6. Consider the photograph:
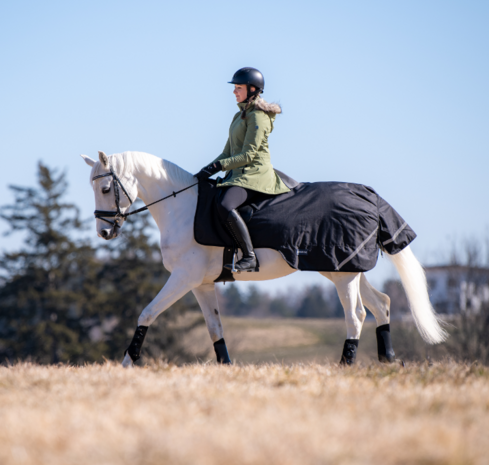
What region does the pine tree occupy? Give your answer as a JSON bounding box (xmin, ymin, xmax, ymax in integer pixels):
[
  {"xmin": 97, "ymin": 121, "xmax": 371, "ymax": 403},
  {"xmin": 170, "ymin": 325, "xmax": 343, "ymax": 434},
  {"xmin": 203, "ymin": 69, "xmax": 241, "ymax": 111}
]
[{"xmin": 0, "ymin": 162, "xmax": 103, "ymax": 363}]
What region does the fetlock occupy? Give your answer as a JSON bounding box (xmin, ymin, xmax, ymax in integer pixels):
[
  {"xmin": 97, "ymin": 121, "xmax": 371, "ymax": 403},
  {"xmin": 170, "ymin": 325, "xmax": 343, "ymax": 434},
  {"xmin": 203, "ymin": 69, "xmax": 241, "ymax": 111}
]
[
  {"xmin": 124, "ymin": 325, "xmax": 148, "ymax": 362},
  {"xmin": 339, "ymin": 339, "xmax": 359, "ymax": 365},
  {"xmin": 214, "ymin": 338, "xmax": 232, "ymax": 364},
  {"xmin": 376, "ymin": 324, "xmax": 396, "ymax": 363}
]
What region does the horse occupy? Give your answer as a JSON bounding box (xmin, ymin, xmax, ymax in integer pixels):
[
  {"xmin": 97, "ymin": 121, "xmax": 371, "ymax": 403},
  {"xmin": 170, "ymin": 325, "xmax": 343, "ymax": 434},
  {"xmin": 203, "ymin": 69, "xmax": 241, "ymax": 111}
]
[{"xmin": 80, "ymin": 150, "xmax": 447, "ymax": 367}]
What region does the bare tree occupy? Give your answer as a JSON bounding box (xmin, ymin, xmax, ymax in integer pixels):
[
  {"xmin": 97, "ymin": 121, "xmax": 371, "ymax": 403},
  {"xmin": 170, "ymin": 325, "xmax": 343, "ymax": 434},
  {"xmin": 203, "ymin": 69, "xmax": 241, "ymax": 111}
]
[{"xmin": 443, "ymin": 236, "xmax": 489, "ymax": 364}]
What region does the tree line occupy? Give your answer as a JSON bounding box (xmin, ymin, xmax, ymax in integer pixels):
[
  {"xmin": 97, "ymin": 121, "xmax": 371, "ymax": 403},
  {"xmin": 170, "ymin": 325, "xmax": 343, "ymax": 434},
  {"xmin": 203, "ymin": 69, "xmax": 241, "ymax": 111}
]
[{"xmin": 218, "ymin": 282, "xmax": 344, "ymax": 319}]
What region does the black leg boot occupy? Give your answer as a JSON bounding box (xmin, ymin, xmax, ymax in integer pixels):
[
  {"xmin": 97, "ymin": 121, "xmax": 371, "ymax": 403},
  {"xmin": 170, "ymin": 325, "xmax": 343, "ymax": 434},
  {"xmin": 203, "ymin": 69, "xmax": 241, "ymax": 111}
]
[
  {"xmin": 223, "ymin": 209, "xmax": 257, "ymax": 272},
  {"xmin": 213, "ymin": 338, "xmax": 232, "ymax": 364},
  {"xmin": 339, "ymin": 339, "xmax": 359, "ymax": 365},
  {"xmin": 124, "ymin": 325, "xmax": 148, "ymax": 363},
  {"xmin": 376, "ymin": 324, "xmax": 396, "ymax": 363}
]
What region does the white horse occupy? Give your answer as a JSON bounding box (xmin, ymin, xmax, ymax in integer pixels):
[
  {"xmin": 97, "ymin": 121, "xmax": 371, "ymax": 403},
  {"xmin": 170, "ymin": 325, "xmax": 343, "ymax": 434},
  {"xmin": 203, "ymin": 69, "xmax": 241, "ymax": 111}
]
[{"xmin": 81, "ymin": 150, "xmax": 447, "ymax": 367}]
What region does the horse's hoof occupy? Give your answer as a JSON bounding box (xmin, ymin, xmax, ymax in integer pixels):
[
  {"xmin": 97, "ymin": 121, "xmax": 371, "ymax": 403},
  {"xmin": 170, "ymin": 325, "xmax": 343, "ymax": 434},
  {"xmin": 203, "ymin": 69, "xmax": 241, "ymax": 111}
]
[
  {"xmin": 378, "ymin": 352, "xmax": 396, "ymax": 363},
  {"xmin": 122, "ymin": 352, "xmax": 134, "ymax": 368}
]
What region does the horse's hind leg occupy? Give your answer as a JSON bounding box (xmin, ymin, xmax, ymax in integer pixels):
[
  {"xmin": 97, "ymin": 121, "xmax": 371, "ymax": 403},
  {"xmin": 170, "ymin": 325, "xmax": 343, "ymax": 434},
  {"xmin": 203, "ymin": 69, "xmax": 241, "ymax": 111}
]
[
  {"xmin": 359, "ymin": 273, "xmax": 390, "ymax": 325},
  {"xmin": 321, "ymin": 272, "xmax": 366, "ymax": 365},
  {"xmin": 359, "ymin": 273, "xmax": 396, "ymax": 363},
  {"xmin": 192, "ymin": 283, "xmax": 231, "ymax": 364}
]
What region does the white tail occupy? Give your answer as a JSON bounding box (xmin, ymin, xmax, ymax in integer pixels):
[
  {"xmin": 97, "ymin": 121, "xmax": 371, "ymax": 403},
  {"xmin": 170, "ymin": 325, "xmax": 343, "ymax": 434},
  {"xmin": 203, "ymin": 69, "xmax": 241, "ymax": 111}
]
[{"xmin": 388, "ymin": 246, "xmax": 448, "ymax": 344}]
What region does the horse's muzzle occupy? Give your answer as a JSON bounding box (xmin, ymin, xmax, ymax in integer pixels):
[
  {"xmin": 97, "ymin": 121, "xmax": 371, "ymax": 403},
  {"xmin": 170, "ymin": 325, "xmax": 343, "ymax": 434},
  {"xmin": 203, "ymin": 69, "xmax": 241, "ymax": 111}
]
[{"xmin": 100, "ymin": 228, "xmax": 116, "ymax": 240}]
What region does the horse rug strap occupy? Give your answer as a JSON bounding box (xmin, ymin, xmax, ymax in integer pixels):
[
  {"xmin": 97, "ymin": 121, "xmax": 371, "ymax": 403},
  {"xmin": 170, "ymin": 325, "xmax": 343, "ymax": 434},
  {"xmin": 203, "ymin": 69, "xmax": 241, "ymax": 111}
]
[{"xmin": 194, "ymin": 173, "xmax": 416, "ymax": 273}]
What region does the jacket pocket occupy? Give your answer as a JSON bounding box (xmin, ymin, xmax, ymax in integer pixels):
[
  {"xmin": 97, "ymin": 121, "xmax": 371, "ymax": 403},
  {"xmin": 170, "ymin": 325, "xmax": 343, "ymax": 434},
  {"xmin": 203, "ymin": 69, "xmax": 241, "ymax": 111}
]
[{"xmin": 242, "ymin": 166, "xmax": 260, "ymax": 174}]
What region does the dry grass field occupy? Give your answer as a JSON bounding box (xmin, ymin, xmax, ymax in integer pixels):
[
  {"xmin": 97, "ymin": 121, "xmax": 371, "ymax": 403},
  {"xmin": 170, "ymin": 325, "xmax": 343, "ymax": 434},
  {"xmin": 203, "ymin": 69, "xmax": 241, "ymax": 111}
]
[{"xmin": 0, "ymin": 361, "xmax": 488, "ymax": 465}]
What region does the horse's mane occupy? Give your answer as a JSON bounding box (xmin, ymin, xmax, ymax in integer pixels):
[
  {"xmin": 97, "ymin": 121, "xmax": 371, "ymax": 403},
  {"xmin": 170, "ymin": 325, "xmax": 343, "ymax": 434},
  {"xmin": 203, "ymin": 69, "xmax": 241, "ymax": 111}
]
[
  {"xmin": 89, "ymin": 152, "xmax": 195, "ymax": 189},
  {"xmin": 160, "ymin": 158, "xmax": 195, "ymax": 188}
]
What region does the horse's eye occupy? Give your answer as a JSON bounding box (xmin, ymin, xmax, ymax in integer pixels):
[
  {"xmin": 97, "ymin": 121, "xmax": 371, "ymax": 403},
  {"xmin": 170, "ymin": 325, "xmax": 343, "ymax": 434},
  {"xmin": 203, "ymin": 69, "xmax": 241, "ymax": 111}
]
[{"xmin": 102, "ymin": 186, "xmax": 110, "ymax": 194}]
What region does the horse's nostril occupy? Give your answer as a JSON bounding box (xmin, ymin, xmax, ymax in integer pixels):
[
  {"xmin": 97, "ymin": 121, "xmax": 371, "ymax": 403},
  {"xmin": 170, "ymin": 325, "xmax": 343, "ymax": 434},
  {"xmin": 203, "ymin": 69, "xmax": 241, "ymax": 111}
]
[{"xmin": 101, "ymin": 229, "xmax": 109, "ymax": 238}]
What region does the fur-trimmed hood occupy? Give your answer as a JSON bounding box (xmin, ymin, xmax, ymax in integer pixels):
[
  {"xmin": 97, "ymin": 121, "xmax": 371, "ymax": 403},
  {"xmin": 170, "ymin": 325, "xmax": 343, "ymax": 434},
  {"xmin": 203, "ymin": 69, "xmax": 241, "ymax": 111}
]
[{"xmin": 254, "ymin": 97, "xmax": 282, "ymax": 114}]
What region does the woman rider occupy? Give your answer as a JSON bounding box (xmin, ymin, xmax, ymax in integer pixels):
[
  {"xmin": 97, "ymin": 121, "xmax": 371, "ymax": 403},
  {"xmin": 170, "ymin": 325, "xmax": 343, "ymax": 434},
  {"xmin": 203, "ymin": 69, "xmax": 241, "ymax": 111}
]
[{"xmin": 195, "ymin": 67, "xmax": 290, "ymax": 272}]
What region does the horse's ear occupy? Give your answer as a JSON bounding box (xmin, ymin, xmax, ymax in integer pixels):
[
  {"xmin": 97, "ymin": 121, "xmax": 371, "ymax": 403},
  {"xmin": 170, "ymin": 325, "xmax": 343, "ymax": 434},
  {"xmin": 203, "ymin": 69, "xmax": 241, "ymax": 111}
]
[
  {"xmin": 98, "ymin": 151, "xmax": 109, "ymax": 168},
  {"xmin": 80, "ymin": 154, "xmax": 96, "ymax": 167}
]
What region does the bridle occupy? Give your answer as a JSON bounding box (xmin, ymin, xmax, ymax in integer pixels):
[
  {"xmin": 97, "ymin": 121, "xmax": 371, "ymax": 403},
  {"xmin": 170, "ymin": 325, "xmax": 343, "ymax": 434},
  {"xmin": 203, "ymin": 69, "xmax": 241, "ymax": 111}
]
[
  {"xmin": 92, "ymin": 163, "xmax": 198, "ymax": 231},
  {"xmin": 92, "ymin": 165, "xmax": 134, "ymax": 228}
]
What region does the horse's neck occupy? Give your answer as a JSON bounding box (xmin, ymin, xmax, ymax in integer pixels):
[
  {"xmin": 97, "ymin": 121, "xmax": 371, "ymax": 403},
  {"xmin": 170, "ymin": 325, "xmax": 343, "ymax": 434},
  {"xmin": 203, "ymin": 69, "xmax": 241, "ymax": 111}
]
[{"xmin": 127, "ymin": 152, "xmax": 198, "ymax": 225}]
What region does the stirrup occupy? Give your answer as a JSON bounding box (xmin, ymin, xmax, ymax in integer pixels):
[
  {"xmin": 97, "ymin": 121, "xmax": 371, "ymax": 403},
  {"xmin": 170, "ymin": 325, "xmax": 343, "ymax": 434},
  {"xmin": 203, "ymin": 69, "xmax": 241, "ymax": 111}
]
[{"xmin": 223, "ymin": 250, "xmax": 258, "ymax": 273}]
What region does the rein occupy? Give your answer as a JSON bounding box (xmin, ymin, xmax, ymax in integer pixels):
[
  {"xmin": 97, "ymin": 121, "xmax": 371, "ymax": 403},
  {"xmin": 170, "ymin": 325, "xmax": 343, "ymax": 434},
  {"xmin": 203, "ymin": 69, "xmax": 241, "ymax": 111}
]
[{"xmin": 92, "ymin": 164, "xmax": 198, "ymax": 228}]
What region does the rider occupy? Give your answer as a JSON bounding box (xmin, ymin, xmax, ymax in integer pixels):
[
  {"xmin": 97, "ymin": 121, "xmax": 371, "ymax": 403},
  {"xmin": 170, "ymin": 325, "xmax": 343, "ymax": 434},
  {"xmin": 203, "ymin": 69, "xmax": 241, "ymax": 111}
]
[{"xmin": 195, "ymin": 67, "xmax": 289, "ymax": 271}]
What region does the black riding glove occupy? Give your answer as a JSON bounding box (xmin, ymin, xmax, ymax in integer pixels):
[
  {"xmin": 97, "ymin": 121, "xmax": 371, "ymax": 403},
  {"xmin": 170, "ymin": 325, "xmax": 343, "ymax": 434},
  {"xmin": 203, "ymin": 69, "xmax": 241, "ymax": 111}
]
[{"xmin": 194, "ymin": 161, "xmax": 222, "ymax": 181}]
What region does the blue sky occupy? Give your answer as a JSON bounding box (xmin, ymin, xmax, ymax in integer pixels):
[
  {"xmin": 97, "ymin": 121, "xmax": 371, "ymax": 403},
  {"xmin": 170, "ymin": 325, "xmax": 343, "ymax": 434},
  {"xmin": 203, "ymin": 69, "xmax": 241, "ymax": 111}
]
[{"xmin": 1, "ymin": 1, "xmax": 488, "ymax": 294}]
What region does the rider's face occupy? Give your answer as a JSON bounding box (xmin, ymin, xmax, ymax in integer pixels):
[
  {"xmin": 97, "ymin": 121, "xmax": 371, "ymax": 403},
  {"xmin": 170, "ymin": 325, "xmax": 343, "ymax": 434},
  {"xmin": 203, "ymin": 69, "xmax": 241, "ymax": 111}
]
[{"xmin": 233, "ymin": 84, "xmax": 255, "ymax": 103}]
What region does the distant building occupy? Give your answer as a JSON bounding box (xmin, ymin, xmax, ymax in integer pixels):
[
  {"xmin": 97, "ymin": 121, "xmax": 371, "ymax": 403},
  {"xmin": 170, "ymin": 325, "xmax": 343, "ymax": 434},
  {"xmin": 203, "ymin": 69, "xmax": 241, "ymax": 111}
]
[{"xmin": 425, "ymin": 265, "xmax": 489, "ymax": 314}]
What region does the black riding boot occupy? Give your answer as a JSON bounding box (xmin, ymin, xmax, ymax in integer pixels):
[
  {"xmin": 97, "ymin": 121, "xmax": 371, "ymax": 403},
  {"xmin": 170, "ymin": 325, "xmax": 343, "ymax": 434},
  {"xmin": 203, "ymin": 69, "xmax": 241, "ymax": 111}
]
[{"xmin": 223, "ymin": 209, "xmax": 257, "ymax": 272}]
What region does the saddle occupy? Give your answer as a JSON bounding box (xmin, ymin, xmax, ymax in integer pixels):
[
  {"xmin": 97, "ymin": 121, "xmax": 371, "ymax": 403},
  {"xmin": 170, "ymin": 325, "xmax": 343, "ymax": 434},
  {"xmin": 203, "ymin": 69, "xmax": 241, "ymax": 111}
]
[{"xmin": 194, "ymin": 171, "xmax": 416, "ymax": 283}]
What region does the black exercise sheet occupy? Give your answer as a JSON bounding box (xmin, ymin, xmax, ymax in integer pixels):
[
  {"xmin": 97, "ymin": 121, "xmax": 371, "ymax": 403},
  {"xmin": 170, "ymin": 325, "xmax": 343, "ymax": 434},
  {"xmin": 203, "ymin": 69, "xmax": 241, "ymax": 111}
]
[{"xmin": 194, "ymin": 176, "xmax": 416, "ymax": 273}]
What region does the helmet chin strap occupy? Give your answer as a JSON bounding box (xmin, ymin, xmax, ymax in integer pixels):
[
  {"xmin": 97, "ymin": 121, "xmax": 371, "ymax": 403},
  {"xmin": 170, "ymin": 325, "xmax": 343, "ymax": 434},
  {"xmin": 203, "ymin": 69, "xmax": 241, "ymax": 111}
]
[{"xmin": 246, "ymin": 84, "xmax": 262, "ymax": 101}]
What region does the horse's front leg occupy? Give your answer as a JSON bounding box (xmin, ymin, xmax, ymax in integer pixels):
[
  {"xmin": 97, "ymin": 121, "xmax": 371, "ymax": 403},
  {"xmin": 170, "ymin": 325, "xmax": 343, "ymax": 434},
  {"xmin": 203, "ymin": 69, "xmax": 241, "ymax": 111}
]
[
  {"xmin": 122, "ymin": 267, "xmax": 203, "ymax": 367},
  {"xmin": 323, "ymin": 272, "xmax": 366, "ymax": 365},
  {"xmin": 192, "ymin": 283, "xmax": 231, "ymax": 364}
]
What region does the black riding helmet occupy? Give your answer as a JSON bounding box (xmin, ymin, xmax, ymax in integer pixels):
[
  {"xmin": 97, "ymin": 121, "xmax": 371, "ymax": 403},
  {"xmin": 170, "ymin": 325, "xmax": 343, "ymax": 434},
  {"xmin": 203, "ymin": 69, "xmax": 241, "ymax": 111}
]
[{"xmin": 228, "ymin": 67, "xmax": 264, "ymax": 100}]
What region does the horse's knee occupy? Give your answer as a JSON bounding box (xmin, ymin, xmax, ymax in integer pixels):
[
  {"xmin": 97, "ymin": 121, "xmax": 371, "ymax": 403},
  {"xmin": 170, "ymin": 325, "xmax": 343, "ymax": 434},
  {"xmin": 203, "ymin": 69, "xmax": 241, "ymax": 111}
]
[
  {"xmin": 138, "ymin": 310, "xmax": 156, "ymax": 327},
  {"xmin": 356, "ymin": 305, "xmax": 367, "ymax": 323}
]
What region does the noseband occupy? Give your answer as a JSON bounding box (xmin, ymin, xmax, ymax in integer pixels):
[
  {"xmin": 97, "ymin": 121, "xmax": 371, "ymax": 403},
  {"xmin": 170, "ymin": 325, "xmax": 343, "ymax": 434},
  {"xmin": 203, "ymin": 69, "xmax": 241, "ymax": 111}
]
[
  {"xmin": 92, "ymin": 164, "xmax": 198, "ymax": 231},
  {"xmin": 92, "ymin": 165, "xmax": 134, "ymax": 229}
]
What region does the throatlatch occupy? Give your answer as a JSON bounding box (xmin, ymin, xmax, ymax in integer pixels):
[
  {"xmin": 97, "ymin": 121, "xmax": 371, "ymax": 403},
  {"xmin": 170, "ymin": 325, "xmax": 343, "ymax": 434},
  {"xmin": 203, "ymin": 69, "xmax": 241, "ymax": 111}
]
[
  {"xmin": 340, "ymin": 339, "xmax": 359, "ymax": 365},
  {"xmin": 125, "ymin": 325, "xmax": 148, "ymax": 362},
  {"xmin": 376, "ymin": 324, "xmax": 396, "ymax": 363},
  {"xmin": 213, "ymin": 338, "xmax": 232, "ymax": 364}
]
